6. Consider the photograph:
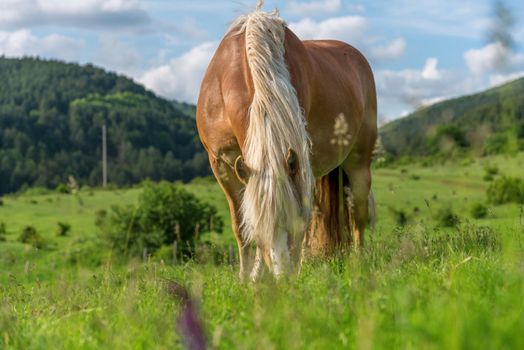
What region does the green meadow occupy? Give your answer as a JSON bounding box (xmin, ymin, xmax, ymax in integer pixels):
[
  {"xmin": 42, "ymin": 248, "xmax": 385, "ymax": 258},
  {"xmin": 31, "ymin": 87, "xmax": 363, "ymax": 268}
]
[{"xmin": 1, "ymin": 154, "xmax": 523, "ymax": 349}]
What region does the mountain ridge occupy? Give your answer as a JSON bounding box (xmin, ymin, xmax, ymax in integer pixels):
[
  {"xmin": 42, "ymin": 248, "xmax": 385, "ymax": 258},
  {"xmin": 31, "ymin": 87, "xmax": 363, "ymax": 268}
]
[{"xmin": 380, "ymin": 76, "xmax": 524, "ymax": 157}]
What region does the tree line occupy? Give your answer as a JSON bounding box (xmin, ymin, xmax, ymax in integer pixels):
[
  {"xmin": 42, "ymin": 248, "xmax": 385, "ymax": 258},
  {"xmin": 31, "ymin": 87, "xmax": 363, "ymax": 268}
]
[{"xmin": 0, "ymin": 57, "xmax": 209, "ymax": 195}]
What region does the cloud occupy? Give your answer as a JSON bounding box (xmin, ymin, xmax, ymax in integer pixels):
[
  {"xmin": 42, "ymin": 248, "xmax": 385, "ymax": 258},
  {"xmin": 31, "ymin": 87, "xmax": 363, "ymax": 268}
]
[
  {"xmin": 290, "ymin": 16, "xmax": 405, "ymax": 63},
  {"xmin": 464, "ymin": 42, "xmax": 524, "ymax": 76},
  {"xmin": 285, "ymin": 0, "xmax": 341, "ymax": 17},
  {"xmin": 0, "ymin": 29, "xmax": 83, "ymax": 60},
  {"xmin": 378, "ymin": 0, "xmax": 489, "ymax": 40},
  {"xmin": 421, "ymin": 58, "xmax": 441, "ymax": 80},
  {"xmin": 376, "ymin": 58, "xmax": 466, "ymax": 110},
  {"xmin": 92, "ymin": 36, "xmax": 141, "ymax": 76},
  {"xmin": 464, "ymin": 42, "xmax": 509, "ymax": 75},
  {"xmin": 0, "ymin": 0, "xmax": 151, "ymax": 30},
  {"xmin": 289, "ymin": 16, "xmax": 368, "ymax": 44},
  {"xmin": 139, "ymin": 41, "xmax": 218, "ymax": 103},
  {"xmin": 370, "ymin": 38, "xmax": 406, "ymax": 61},
  {"xmin": 489, "ymin": 71, "xmax": 524, "ymax": 87}
]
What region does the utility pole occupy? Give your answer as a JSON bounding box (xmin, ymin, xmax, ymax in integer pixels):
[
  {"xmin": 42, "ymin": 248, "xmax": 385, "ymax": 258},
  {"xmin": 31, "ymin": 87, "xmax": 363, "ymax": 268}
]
[{"xmin": 102, "ymin": 125, "xmax": 107, "ymax": 188}]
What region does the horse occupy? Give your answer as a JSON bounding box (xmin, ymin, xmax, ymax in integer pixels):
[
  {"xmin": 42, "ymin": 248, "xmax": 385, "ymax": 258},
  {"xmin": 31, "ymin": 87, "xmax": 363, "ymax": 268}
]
[{"xmin": 196, "ymin": 0, "xmax": 377, "ymax": 280}]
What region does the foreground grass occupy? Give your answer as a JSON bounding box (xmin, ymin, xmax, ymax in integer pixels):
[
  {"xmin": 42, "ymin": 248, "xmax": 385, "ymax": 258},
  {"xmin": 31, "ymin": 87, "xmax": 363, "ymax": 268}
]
[
  {"xmin": 2, "ymin": 224, "xmax": 522, "ymax": 349},
  {"xmin": 1, "ymin": 154, "xmax": 523, "ymax": 349}
]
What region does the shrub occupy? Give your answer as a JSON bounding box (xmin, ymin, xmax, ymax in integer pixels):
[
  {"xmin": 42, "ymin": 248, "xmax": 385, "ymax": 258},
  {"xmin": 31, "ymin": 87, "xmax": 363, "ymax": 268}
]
[
  {"xmin": 18, "ymin": 226, "xmax": 45, "ymax": 248},
  {"xmin": 434, "ymin": 206, "xmax": 460, "ymax": 227},
  {"xmin": 483, "ymin": 164, "xmax": 499, "ymax": 181},
  {"xmin": 56, "ymin": 222, "xmax": 71, "ymax": 237},
  {"xmin": 390, "ymin": 208, "xmax": 409, "ymax": 227},
  {"xmin": 430, "ymin": 125, "xmax": 469, "ymax": 153},
  {"xmin": 56, "ymin": 183, "xmax": 68, "ymax": 194},
  {"xmin": 470, "ymin": 202, "xmax": 488, "ymax": 219},
  {"xmin": 66, "ymin": 238, "xmax": 105, "ymax": 267},
  {"xmin": 484, "ymin": 133, "xmax": 509, "ymax": 155},
  {"xmin": 102, "ymin": 181, "xmax": 224, "ymax": 258},
  {"xmin": 483, "ymin": 173, "xmax": 494, "ymax": 182},
  {"xmin": 0, "ymin": 198, "xmax": 4, "ymax": 206},
  {"xmin": 484, "ymin": 164, "xmax": 499, "ymax": 176},
  {"xmin": 487, "ymin": 177, "xmax": 524, "ymax": 204},
  {"xmin": 155, "ymin": 244, "xmax": 175, "ymax": 262}
]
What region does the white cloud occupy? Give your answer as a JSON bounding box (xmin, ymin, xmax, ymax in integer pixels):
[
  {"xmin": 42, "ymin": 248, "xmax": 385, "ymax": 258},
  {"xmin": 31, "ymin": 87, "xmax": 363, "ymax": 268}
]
[
  {"xmin": 464, "ymin": 42, "xmax": 509, "ymax": 75},
  {"xmin": 289, "ymin": 16, "xmax": 368, "ymax": 44},
  {"xmin": 464, "ymin": 42, "xmax": 524, "ymax": 77},
  {"xmin": 421, "ymin": 58, "xmax": 441, "ymax": 80},
  {"xmin": 286, "ymin": 0, "xmax": 341, "ymax": 17},
  {"xmin": 139, "ymin": 41, "xmax": 218, "ymax": 103},
  {"xmin": 376, "ymin": 58, "xmax": 468, "ymax": 111},
  {"xmin": 0, "ymin": 29, "xmax": 83, "ymax": 60},
  {"xmin": 489, "ymin": 71, "xmax": 524, "ymax": 87},
  {"xmin": 290, "ymin": 16, "xmax": 406, "ymax": 64},
  {"xmin": 0, "ymin": 0, "xmax": 150, "ymax": 30},
  {"xmin": 370, "ymin": 38, "xmax": 406, "ymax": 61}
]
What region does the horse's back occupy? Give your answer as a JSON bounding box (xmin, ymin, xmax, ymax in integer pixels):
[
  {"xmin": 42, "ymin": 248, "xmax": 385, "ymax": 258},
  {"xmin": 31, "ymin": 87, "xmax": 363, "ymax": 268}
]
[{"xmin": 303, "ymin": 39, "xmax": 376, "ymax": 111}]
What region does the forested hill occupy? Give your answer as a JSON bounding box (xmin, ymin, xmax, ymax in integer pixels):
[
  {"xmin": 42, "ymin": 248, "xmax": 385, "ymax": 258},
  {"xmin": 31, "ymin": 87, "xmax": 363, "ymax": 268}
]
[
  {"xmin": 0, "ymin": 57, "xmax": 208, "ymax": 195},
  {"xmin": 380, "ymin": 77, "xmax": 524, "ymax": 157}
]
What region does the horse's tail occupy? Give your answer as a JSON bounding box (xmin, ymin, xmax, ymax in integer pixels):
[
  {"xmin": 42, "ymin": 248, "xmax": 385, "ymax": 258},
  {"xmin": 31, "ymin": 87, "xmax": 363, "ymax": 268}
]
[
  {"xmin": 306, "ymin": 167, "xmax": 351, "ymax": 256},
  {"xmin": 237, "ymin": 4, "xmax": 314, "ymax": 249},
  {"xmin": 306, "ymin": 168, "xmax": 376, "ymax": 256}
]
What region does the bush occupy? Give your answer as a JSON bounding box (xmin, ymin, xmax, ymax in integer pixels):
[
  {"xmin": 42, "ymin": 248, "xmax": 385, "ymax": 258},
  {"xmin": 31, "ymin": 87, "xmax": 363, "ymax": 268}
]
[
  {"xmin": 95, "ymin": 209, "xmax": 108, "ymax": 229},
  {"xmin": 56, "ymin": 183, "xmax": 68, "ymax": 194},
  {"xmin": 484, "ymin": 164, "xmax": 499, "ymax": 176},
  {"xmin": 0, "ymin": 197, "xmax": 4, "ymax": 206},
  {"xmin": 484, "ymin": 133, "xmax": 510, "ymax": 155},
  {"xmin": 103, "ymin": 181, "xmax": 224, "ymax": 258},
  {"xmin": 66, "ymin": 238, "xmax": 105, "ymax": 267},
  {"xmin": 434, "ymin": 206, "xmax": 460, "ymax": 227},
  {"xmin": 390, "ymin": 208, "xmax": 409, "ymax": 226},
  {"xmin": 18, "ymin": 226, "xmax": 45, "ymax": 248},
  {"xmin": 487, "ymin": 177, "xmax": 524, "ymax": 204},
  {"xmin": 470, "ymin": 202, "xmax": 488, "ymax": 219},
  {"xmin": 56, "ymin": 222, "xmax": 71, "ymax": 237},
  {"xmin": 483, "ymin": 173, "xmax": 494, "ymax": 182}
]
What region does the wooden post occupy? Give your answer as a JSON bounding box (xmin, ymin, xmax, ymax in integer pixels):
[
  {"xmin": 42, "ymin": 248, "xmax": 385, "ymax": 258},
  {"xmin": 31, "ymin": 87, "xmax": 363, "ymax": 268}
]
[
  {"xmin": 102, "ymin": 125, "xmax": 107, "ymax": 188},
  {"xmin": 172, "ymin": 241, "xmax": 178, "ymax": 265}
]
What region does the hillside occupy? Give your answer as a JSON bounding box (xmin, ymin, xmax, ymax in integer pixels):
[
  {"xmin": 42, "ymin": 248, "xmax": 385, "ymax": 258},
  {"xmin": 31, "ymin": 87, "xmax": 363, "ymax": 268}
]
[
  {"xmin": 0, "ymin": 57, "xmax": 208, "ymax": 195},
  {"xmin": 380, "ymin": 77, "xmax": 524, "ymax": 157}
]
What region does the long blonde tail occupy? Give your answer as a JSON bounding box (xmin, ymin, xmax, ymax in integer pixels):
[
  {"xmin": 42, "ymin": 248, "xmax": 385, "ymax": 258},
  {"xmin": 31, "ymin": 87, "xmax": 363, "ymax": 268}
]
[{"xmin": 238, "ymin": 8, "xmax": 314, "ymax": 249}]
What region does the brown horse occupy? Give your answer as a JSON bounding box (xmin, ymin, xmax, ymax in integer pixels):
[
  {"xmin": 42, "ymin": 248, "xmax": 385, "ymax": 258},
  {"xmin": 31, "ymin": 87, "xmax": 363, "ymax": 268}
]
[{"xmin": 196, "ymin": 1, "xmax": 377, "ymax": 280}]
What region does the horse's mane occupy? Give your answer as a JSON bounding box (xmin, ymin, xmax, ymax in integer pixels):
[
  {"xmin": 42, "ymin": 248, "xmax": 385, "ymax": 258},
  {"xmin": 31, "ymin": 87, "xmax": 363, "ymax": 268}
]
[{"xmin": 232, "ymin": 1, "xmax": 314, "ymax": 251}]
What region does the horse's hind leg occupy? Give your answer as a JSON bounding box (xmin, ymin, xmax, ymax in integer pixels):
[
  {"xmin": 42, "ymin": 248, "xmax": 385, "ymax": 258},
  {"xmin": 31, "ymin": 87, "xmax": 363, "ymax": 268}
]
[
  {"xmin": 342, "ymin": 156, "xmax": 372, "ymax": 247},
  {"xmin": 208, "ymin": 154, "xmax": 252, "ymax": 280}
]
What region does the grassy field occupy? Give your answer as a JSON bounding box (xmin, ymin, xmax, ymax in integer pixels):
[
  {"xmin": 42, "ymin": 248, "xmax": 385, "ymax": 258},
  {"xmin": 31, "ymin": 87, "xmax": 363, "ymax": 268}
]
[{"xmin": 1, "ymin": 154, "xmax": 523, "ymax": 349}]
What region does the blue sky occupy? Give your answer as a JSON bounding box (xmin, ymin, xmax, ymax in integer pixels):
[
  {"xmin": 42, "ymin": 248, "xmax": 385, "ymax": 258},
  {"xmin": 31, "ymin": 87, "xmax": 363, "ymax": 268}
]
[{"xmin": 1, "ymin": 0, "xmax": 523, "ymax": 121}]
